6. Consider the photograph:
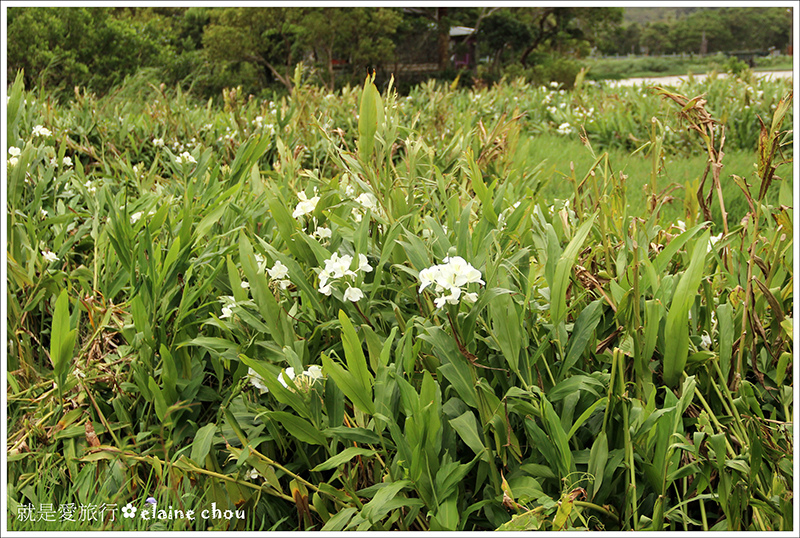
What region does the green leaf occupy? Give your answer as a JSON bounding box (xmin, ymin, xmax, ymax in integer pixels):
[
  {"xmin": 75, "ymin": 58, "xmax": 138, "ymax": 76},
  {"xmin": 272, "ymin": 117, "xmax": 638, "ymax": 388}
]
[
  {"xmin": 654, "ymin": 223, "xmax": 706, "ymax": 273},
  {"xmin": 257, "ymin": 238, "xmax": 323, "ymax": 312},
  {"xmin": 540, "ymin": 394, "xmax": 573, "ymax": 476},
  {"xmin": 717, "ymin": 302, "xmax": 734, "ymax": 380},
  {"xmin": 322, "ymin": 352, "xmax": 375, "ymax": 416},
  {"xmin": 776, "ymin": 352, "xmax": 792, "ymax": 387},
  {"xmin": 324, "ymin": 426, "xmax": 385, "ymax": 447},
  {"xmin": 643, "ymin": 299, "xmax": 664, "ymax": 366},
  {"xmin": 321, "ymin": 507, "xmax": 358, "ymax": 531},
  {"xmin": 566, "ymin": 397, "xmax": 608, "ymax": 440},
  {"xmin": 159, "ymin": 344, "xmax": 178, "ymax": 404},
  {"xmin": 496, "ymin": 508, "xmax": 544, "ymax": 531},
  {"xmin": 311, "ymin": 447, "xmax": 376, "ymax": 472},
  {"xmin": 587, "ymin": 431, "xmax": 608, "ymax": 500},
  {"xmin": 448, "ymin": 411, "xmax": 487, "ymax": 461},
  {"xmin": 267, "ymin": 411, "xmax": 328, "ymax": 446},
  {"xmin": 553, "ymin": 491, "xmax": 574, "ymax": 530},
  {"xmin": 191, "ymin": 423, "xmax": 218, "ymax": 465},
  {"xmin": 548, "ymin": 375, "xmax": 604, "ymax": 402},
  {"xmin": 148, "ymin": 377, "xmax": 168, "ymax": 422},
  {"xmin": 463, "ymin": 149, "xmax": 497, "ymax": 225},
  {"xmin": 193, "ymin": 185, "xmax": 238, "ymax": 245},
  {"xmin": 338, "ymin": 310, "xmax": 374, "ymax": 395},
  {"xmin": 50, "ymin": 289, "xmax": 77, "ymax": 393},
  {"xmin": 239, "ymin": 355, "xmax": 314, "ymax": 421},
  {"xmin": 227, "ymin": 255, "xmax": 248, "ymax": 303},
  {"xmin": 358, "ymin": 73, "xmax": 381, "ymax": 163},
  {"xmin": 560, "ymin": 299, "xmax": 604, "ymax": 378},
  {"xmin": 239, "ymin": 231, "xmax": 286, "ymax": 347},
  {"xmin": 360, "ymin": 480, "xmax": 411, "ymax": 523},
  {"xmin": 551, "ymin": 213, "xmax": 597, "ymax": 327},
  {"xmin": 490, "ymin": 292, "xmax": 521, "ymax": 374},
  {"xmin": 663, "ymin": 230, "xmax": 709, "ymax": 387}
]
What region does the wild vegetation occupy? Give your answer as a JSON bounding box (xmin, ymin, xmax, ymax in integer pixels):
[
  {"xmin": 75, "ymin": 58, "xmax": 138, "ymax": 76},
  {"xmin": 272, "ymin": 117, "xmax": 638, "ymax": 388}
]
[
  {"xmin": 5, "ymin": 64, "xmax": 794, "ymax": 531},
  {"xmin": 599, "ymin": 6, "xmax": 792, "ymax": 57},
  {"xmin": 6, "ymin": 6, "xmax": 793, "ymax": 99}
]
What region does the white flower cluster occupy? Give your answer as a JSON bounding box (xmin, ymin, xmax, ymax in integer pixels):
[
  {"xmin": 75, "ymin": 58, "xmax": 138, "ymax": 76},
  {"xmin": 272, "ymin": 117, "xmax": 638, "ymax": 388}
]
[
  {"xmin": 219, "ymin": 295, "xmax": 237, "ymax": 319},
  {"xmin": 8, "ymin": 146, "xmax": 21, "ymax": 168},
  {"xmin": 247, "ymin": 364, "xmax": 324, "ymax": 394},
  {"xmin": 41, "ymin": 249, "xmax": 59, "ymax": 263},
  {"xmin": 267, "ymin": 260, "xmax": 292, "ymax": 290},
  {"xmin": 292, "ymin": 190, "xmax": 319, "ymax": 219},
  {"xmin": 699, "ymin": 332, "xmax": 712, "ymax": 350},
  {"xmin": 352, "ymin": 192, "xmax": 384, "ymax": 223},
  {"xmin": 311, "ymin": 225, "xmax": 332, "ymax": 240},
  {"xmin": 32, "ymin": 125, "xmax": 52, "ymax": 137},
  {"xmin": 290, "ymin": 189, "xmax": 333, "ymax": 241},
  {"xmin": 418, "ymin": 256, "xmax": 484, "ymax": 308},
  {"xmin": 318, "ymin": 252, "xmax": 372, "ymax": 301},
  {"xmin": 221, "ymin": 126, "xmax": 238, "ymax": 141},
  {"xmin": 557, "ymin": 122, "xmax": 573, "ymax": 135},
  {"xmin": 252, "ymin": 116, "xmax": 276, "ymax": 135},
  {"xmin": 175, "ymin": 151, "xmax": 196, "ymax": 165},
  {"xmin": 338, "ymin": 175, "xmax": 383, "ymax": 223}
]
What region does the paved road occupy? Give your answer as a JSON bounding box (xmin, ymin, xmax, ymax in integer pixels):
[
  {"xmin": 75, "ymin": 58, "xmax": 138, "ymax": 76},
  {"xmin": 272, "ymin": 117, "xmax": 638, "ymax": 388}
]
[{"xmin": 607, "ymin": 70, "xmax": 793, "ymax": 87}]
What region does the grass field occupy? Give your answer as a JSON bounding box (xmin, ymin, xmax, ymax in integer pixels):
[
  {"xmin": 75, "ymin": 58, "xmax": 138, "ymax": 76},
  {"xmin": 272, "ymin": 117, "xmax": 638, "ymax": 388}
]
[
  {"xmin": 584, "ymin": 53, "xmax": 793, "ymax": 81},
  {"xmin": 5, "ymin": 65, "xmax": 794, "ymax": 532}
]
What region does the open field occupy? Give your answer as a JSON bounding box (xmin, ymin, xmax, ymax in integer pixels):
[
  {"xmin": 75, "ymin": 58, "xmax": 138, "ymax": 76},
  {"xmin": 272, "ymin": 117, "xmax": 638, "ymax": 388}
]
[
  {"xmin": 5, "ymin": 67, "xmax": 794, "ymax": 532},
  {"xmin": 585, "ymin": 53, "xmax": 794, "ymax": 82},
  {"xmin": 608, "ymin": 70, "xmax": 793, "ymax": 87}
]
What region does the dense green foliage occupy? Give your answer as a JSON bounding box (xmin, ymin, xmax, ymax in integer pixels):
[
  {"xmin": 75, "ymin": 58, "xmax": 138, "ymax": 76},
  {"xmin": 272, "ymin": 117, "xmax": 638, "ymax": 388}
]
[
  {"xmin": 6, "ymin": 7, "xmax": 168, "ymax": 95},
  {"xmin": 597, "ymin": 7, "xmax": 793, "ymax": 56},
  {"xmin": 5, "ymin": 67, "xmax": 794, "ymax": 532},
  {"xmin": 6, "ymin": 6, "xmax": 791, "ymax": 100}
]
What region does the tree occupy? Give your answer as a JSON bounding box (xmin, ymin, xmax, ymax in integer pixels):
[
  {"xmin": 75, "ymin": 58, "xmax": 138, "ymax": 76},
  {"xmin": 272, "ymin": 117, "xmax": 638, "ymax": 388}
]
[
  {"xmin": 672, "ymin": 10, "xmax": 734, "ymax": 54},
  {"xmin": 298, "ymin": 8, "xmax": 401, "ymax": 90},
  {"xmin": 201, "ymin": 7, "xmax": 306, "ymax": 91},
  {"xmin": 7, "ymin": 7, "xmax": 165, "ymax": 95},
  {"xmin": 478, "ymin": 11, "xmax": 532, "ymax": 73},
  {"xmin": 640, "ymin": 22, "xmax": 673, "ymax": 55},
  {"xmin": 514, "ymin": 7, "xmax": 624, "ymax": 65},
  {"xmin": 596, "ymin": 21, "xmax": 642, "ymax": 55}
]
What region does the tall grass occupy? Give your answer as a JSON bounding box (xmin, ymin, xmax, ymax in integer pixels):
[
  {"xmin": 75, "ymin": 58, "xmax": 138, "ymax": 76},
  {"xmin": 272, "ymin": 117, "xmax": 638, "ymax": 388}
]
[{"xmin": 5, "ymin": 66, "xmax": 793, "ymax": 531}]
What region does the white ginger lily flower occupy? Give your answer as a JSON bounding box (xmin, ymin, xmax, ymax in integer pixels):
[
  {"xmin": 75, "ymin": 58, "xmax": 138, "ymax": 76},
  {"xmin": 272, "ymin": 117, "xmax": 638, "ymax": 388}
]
[
  {"xmin": 343, "ymin": 286, "xmax": 364, "ymax": 302},
  {"xmin": 292, "ymin": 191, "xmax": 320, "ymax": 218},
  {"xmin": 277, "ymin": 367, "xmax": 296, "ymax": 388},
  {"xmin": 248, "ymin": 368, "xmax": 269, "ymax": 394}
]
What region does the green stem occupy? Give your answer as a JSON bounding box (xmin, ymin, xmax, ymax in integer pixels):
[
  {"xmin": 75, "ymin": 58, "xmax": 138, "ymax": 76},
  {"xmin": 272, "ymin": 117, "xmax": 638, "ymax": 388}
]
[
  {"xmin": 250, "ymin": 449, "xmax": 348, "ymax": 510},
  {"xmin": 710, "ymin": 361, "xmax": 750, "ymax": 447},
  {"xmin": 574, "ymin": 501, "xmax": 620, "ymax": 523},
  {"xmin": 699, "ymin": 496, "xmax": 709, "ymax": 531},
  {"xmin": 618, "ymin": 350, "xmax": 637, "ymax": 530}
]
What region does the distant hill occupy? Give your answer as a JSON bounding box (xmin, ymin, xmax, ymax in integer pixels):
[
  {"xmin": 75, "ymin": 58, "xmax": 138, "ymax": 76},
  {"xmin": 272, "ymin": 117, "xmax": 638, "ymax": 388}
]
[{"xmin": 623, "ymin": 7, "xmax": 699, "ymax": 25}]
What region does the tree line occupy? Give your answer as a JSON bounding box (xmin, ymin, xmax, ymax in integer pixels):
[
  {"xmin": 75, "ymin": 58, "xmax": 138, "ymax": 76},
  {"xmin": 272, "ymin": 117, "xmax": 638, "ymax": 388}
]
[
  {"xmin": 6, "ymin": 6, "xmax": 792, "ymax": 98},
  {"xmin": 596, "ymin": 7, "xmax": 792, "ymax": 56}
]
